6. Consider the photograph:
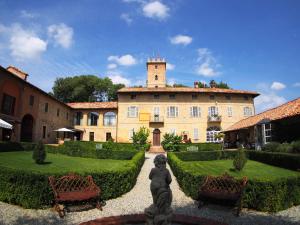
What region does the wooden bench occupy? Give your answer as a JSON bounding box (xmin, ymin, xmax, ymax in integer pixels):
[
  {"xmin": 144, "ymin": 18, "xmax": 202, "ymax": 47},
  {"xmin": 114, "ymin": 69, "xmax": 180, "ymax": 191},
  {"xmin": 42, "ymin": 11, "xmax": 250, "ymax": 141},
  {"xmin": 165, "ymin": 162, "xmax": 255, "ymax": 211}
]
[
  {"xmin": 198, "ymin": 173, "xmax": 248, "ymax": 216},
  {"xmin": 49, "ymin": 173, "xmax": 102, "ymax": 217}
]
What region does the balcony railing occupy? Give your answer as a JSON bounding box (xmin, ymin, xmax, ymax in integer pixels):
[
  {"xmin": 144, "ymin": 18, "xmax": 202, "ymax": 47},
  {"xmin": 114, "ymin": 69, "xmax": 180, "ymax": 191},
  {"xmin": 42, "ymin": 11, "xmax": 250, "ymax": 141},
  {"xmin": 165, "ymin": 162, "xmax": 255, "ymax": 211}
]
[
  {"xmin": 150, "ymin": 115, "xmax": 164, "ymax": 123},
  {"xmin": 208, "ymin": 114, "xmax": 222, "ymax": 122}
]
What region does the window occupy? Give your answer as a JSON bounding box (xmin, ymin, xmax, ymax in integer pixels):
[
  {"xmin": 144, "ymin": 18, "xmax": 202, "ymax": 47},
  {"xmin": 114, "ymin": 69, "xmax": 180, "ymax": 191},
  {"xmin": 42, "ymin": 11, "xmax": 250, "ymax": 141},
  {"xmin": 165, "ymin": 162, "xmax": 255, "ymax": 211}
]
[
  {"xmin": 190, "ymin": 106, "xmax": 201, "ymax": 118},
  {"xmin": 208, "ymin": 106, "xmax": 218, "ymax": 116},
  {"xmin": 106, "ymin": 132, "xmax": 112, "ymax": 141},
  {"xmin": 74, "ymin": 112, "xmax": 82, "ymax": 125},
  {"xmin": 155, "ymin": 75, "xmax": 158, "ymax": 80},
  {"xmin": 210, "ymin": 95, "xmax": 215, "ymax": 100},
  {"xmin": 167, "ymin": 106, "xmax": 178, "ymax": 118},
  {"xmin": 88, "ymin": 112, "xmax": 99, "ymax": 126},
  {"xmin": 127, "ymin": 106, "xmax": 138, "ymax": 118},
  {"xmin": 29, "ymin": 95, "xmax": 34, "ymax": 106},
  {"xmin": 193, "ymin": 128, "xmax": 199, "ymax": 140},
  {"xmin": 44, "ymin": 103, "xmax": 48, "ymax": 112},
  {"xmin": 226, "ymin": 95, "xmax": 231, "ymax": 100},
  {"xmin": 1, "ymin": 93, "xmax": 16, "ymax": 115},
  {"xmin": 244, "ymin": 107, "xmax": 253, "ymax": 116},
  {"xmin": 89, "ymin": 132, "xmax": 94, "ymax": 141},
  {"xmin": 130, "ymin": 94, "xmax": 136, "ymax": 100},
  {"xmin": 155, "ymin": 65, "xmax": 158, "ymax": 69},
  {"xmin": 169, "ymin": 94, "xmax": 176, "ymax": 99},
  {"xmin": 170, "ymin": 128, "xmax": 176, "ymax": 135},
  {"xmin": 155, "ymin": 85, "xmax": 158, "ymax": 88},
  {"xmin": 154, "ymin": 107, "xmax": 160, "ymax": 116},
  {"xmin": 244, "ymin": 95, "xmax": 249, "ymax": 100},
  {"xmin": 42, "ymin": 126, "xmax": 46, "ymax": 139},
  {"xmin": 154, "ymin": 94, "xmax": 159, "ymax": 99},
  {"xmin": 192, "ymin": 94, "xmax": 198, "ymax": 100},
  {"xmin": 104, "ymin": 112, "xmax": 116, "ymax": 126},
  {"xmin": 227, "ymin": 107, "xmax": 233, "ymax": 117},
  {"xmin": 206, "ymin": 126, "xmax": 220, "ymax": 143},
  {"xmin": 263, "ymin": 123, "xmax": 272, "ymax": 144},
  {"xmin": 57, "ymin": 109, "xmax": 60, "ymax": 117},
  {"xmin": 129, "ymin": 128, "xmax": 135, "ymax": 140}
]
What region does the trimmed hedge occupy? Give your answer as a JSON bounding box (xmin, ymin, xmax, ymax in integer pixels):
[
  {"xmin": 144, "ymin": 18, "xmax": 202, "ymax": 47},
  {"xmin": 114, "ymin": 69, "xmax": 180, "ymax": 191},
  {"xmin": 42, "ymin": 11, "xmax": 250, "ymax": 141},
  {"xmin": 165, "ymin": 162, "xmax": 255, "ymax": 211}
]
[
  {"xmin": 0, "ymin": 141, "xmax": 37, "ymax": 152},
  {"xmin": 0, "ymin": 151, "xmax": 145, "ymax": 209},
  {"xmin": 174, "ymin": 150, "xmax": 237, "ymax": 161},
  {"xmin": 177, "ymin": 143, "xmax": 222, "ymax": 152},
  {"xmin": 46, "ymin": 143, "xmax": 137, "ymax": 160},
  {"xmin": 167, "ymin": 152, "xmax": 300, "ymax": 212},
  {"xmin": 65, "ymin": 141, "xmax": 136, "ymax": 151}
]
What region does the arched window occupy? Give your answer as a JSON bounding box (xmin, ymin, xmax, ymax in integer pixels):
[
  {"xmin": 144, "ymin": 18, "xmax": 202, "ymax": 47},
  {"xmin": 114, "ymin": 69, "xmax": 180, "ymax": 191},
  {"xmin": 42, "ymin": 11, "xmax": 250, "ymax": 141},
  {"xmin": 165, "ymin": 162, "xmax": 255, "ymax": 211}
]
[
  {"xmin": 155, "ymin": 75, "xmax": 158, "ymax": 80},
  {"xmin": 104, "ymin": 112, "xmax": 116, "ymax": 126},
  {"xmin": 88, "ymin": 112, "xmax": 99, "ymax": 126},
  {"xmin": 206, "ymin": 126, "xmax": 221, "ymax": 143}
]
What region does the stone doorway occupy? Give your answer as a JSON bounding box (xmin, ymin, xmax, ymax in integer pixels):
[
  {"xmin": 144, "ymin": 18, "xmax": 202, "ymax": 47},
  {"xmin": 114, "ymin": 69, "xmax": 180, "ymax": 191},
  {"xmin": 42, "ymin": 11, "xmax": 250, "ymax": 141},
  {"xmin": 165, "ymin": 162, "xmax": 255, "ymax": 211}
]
[
  {"xmin": 21, "ymin": 114, "xmax": 34, "ymax": 142},
  {"xmin": 153, "ymin": 129, "xmax": 161, "ymax": 146}
]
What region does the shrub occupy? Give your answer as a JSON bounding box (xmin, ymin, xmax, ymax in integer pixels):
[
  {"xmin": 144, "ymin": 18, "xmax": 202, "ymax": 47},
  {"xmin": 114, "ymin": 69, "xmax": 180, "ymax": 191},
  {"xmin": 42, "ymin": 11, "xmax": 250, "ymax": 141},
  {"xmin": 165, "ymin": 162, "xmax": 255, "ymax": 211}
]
[
  {"xmin": 0, "ymin": 141, "xmax": 37, "ymax": 152},
  {"xmin": 291, "ymin": 140, "xmax": 300, "ymax": 153},
  {"xmin": 276, "ymin": 143, "xmax": 293, "ymax": 153},
  {"xmin": 173, "ymin": 151, "xmax": 237, "ymax": 161},
  {"xmin": 0, "ymin": 151, "xmax": 145, "ymax": 209},
  {"xmin": 233, "ymin": 148, "xmax": 247, "ymax": 171},
  {"xmin": 131, "ymin": 127, "xmax": 150, "ymax": 151},
  {"xmin": 32, "ymin": 141, "xmax": 46, "ymax": 164},
  {"xmin": 178, "ymin": 143, "xmax": 222, "ymax": 152},
  {"xmin": 161, "ymin": 133, "xmax": 182, "ymax": 151},
  {"xmin": 167, "ymin": 153, "xmax": 300, "ymax": 212},
  {"xmin": 262, "ymin": 142, "xmax": 280, "ymax": 152}
]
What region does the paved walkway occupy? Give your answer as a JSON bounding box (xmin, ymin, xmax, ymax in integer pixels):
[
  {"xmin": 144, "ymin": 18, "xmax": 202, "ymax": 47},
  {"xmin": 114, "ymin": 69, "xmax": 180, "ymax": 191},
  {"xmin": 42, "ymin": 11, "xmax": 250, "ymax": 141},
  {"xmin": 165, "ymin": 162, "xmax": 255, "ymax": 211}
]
[{"xmin": 0, "ymin": 153, "xmax": 300, "ymax": 225}]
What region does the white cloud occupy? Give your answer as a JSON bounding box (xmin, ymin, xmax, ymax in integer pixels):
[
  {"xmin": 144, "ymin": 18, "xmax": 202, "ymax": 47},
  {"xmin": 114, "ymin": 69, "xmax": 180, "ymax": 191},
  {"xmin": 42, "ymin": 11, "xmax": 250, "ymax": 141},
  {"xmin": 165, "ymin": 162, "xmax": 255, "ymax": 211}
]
[
  {"xmin": 167, "ymin": 78, "xmax": 176, "ymax": 86},
  {"xmin": 120, "ymin": 13, "xmax": 133, "ymax": 25},
  {"xmin": 271, "ymin": 81, "xmax": 286, "ymax": 90},
  {"xmin": 293, "ymin": 82, "xmax": 300, "ymax": 87},
  {"xmin": 107, "ymin": 54, "xmax": 137, "ymax": 66},
  {"xmin": 166, "ymin": 63, "xmax": 175, "ymax": 70},
  {"xmin": 170, "ymin": 35, "xmax": 192, "ymax": 46},
  {"xmin": 108, "ymin": 74, "xmax": 131, "ymax": 86},
  {"xmin": 142, "ymin": 1, "xmax": 169, "ymax": 20},
  {"xmin": 48, "ymin": 23, "xmax": 73, "ymax": 48},
  {"xmin": 9, "ymin": 24, "xmax": 47, "ymax": 60},
  {"xmin": 255, "ymin": 92, "xmax": 286, "ymax": 113},
  {"xmin": 196, "ymin": 48, "xmax": 221, "ymax": 77},
  {"xmin": 107, "ymin": 63, "xmax": 117, "ymax": 69},
  {"xmin": 20, "ymin": 10, "xmax": 37, "ymax": 19}
]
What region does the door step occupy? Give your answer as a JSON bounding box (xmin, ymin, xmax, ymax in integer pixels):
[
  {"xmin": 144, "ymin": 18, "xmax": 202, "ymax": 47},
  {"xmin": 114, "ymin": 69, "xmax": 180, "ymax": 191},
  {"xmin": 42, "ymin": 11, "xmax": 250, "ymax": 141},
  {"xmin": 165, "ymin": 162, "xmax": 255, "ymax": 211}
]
[{"xmin": 148, "ymin": 146, "xmax": 165, "ymax": 153}]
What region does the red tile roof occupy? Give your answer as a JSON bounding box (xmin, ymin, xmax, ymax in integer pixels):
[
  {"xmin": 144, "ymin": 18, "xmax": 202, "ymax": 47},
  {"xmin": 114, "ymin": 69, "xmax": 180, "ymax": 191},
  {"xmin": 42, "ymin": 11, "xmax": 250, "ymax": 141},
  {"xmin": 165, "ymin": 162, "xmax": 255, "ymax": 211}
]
[
  {"xmin": 67, "ymin": 102, "xmax": 118, "ymax": 109},
  {"xmin": 225, "ymin": 98, "xmax": 300, "ymax": 132},
  {"xmin": 118, "ymin": 87, "xmax": 259, "ymax": 96}
]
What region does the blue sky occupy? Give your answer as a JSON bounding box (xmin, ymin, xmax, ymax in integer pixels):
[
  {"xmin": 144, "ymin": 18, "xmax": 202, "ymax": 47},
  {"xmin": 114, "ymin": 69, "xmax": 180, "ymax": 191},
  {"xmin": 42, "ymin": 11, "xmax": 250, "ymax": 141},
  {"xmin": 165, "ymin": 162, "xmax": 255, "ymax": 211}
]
[{"xmin": 0, "ymin": 0, "xmax": 299, "ymax": 112}]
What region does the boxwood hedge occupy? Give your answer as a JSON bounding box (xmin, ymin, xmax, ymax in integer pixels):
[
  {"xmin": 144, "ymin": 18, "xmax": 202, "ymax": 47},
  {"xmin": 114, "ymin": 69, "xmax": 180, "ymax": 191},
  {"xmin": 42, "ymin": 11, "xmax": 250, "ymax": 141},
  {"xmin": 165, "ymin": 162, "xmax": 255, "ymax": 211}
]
[
  {"xmin": 177, "ymin": 143, "xmax": 222, "ymax": 152},
  {"xmin": 168, "ymin": 152, "xmax": 300, "ymax": 212},
  {"xmin": 0, "ymin": 151, "xmax": 145, "ymax": 209},
  {"xmin": 0, "ymin": 141, "xmax": 37, "ymax": 152}
]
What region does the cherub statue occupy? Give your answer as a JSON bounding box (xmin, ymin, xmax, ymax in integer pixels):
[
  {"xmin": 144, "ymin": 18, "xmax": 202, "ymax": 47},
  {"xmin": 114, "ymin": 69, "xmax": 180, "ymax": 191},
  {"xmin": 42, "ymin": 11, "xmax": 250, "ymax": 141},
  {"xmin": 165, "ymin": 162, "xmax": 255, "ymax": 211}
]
[{"xmin": 145, "ymin": 154, "xmax": 173, "ymax": 225}]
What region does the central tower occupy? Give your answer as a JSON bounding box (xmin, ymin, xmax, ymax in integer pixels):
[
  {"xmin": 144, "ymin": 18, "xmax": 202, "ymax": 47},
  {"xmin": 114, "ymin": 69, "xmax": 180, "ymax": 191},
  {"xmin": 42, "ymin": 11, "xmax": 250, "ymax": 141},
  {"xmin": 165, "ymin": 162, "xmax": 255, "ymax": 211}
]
[{"xmin": 146, "ymin": 57, "xmax": 166, "ymax": 88}]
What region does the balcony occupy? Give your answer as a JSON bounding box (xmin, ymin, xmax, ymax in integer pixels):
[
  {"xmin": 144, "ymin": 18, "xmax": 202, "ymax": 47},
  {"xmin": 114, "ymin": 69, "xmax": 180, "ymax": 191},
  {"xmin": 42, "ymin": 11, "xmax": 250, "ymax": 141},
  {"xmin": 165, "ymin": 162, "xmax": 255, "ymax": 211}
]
[
  {"xmin": 150, "ymin": 115, "xmax": 164, "ymax": 123},
  {"xmin": 208, "ymin": 114, "xmax": 222, "ymax": 122}
]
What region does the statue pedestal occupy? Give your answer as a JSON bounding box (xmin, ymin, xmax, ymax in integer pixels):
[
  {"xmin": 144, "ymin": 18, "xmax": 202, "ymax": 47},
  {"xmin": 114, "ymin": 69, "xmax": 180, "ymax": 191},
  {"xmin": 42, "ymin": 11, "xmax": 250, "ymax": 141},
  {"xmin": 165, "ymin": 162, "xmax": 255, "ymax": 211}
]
[{"xmin": 145, "ymin": 204, "xmax": 173, "ymax": 225}]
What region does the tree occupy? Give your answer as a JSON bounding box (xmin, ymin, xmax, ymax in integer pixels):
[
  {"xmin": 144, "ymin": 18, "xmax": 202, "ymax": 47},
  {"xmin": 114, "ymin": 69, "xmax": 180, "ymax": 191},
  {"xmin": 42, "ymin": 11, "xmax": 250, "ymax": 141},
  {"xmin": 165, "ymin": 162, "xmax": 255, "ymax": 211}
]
[
  {"xmin": 51, "ymin": 75, "xmax": 125, "ymax": 103},
  {"xmin": 132, "ymin": 127, "xmax": 150, "ymax": 151},
  {"xmin": 233, "ymin": 148, "xmax": 247, "ymax": 171},
  {"xmin": 161, "ymin": 133, "xmax": 182, "ymax": 152},
  {"xmin": 32, "ymin": 141, "xmax": 46, "ymax": 164},
  {"xmin": 196, "ymin": 80, "xmax": 230, "ymax": 89}
]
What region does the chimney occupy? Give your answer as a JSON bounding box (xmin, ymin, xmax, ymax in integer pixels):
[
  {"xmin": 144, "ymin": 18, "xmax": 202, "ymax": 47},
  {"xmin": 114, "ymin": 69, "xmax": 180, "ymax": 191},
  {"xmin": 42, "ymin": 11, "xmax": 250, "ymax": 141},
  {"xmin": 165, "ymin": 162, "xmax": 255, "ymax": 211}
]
[
  {"xmin": 194, "ymin": 81, "xmax": 198, "ymax": 88},
  {"xmin": 7, "ymin": 66, "xmax": 29, "ymax": 81}
]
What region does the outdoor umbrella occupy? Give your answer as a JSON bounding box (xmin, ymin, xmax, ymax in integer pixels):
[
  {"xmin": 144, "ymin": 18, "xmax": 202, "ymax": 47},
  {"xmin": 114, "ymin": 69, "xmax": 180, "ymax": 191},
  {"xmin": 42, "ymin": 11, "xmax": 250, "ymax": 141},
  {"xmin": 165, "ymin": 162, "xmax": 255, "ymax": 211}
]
[{"xmin": 0, "ymin": 119, "xmax": 12, "ymax": 129}]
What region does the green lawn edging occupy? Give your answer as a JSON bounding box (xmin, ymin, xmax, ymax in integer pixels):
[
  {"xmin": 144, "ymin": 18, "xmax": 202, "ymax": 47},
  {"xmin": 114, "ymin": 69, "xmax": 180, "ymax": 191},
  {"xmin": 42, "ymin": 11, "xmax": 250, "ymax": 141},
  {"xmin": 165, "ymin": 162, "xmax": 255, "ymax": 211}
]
[
  {"xmin": 0, "ymin": 151, "xmax": 145, "ymax": 209},
  {"xmin": 167, "ymin": 152, "xmax": 300, "ymax": 212}
]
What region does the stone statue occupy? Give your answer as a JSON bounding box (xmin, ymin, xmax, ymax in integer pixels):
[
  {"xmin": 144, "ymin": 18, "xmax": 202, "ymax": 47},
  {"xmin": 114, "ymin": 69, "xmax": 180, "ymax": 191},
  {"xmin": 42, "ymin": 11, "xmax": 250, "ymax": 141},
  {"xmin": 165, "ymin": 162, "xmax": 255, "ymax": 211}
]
[{"xmin": 145, "ymin": 154, "xmax": 173, "ymax": 225}]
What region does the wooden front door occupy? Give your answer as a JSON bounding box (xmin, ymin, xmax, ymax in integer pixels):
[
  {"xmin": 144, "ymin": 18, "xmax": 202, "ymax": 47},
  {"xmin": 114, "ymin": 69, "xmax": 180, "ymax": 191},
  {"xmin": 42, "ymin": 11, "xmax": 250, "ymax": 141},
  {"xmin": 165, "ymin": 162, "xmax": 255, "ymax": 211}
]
[{"xmin": 153, "ymin": 129, "xmax": 161, "ymax": 146}]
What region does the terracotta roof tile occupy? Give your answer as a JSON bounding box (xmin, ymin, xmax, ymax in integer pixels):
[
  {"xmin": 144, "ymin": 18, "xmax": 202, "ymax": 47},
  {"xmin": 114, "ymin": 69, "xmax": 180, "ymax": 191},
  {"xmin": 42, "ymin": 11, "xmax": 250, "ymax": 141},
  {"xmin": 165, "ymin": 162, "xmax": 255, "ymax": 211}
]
[
  {"xmin": 118, "ymin": 87, "xmax": 259, "ymax": 96},
  {"xmin": 67, "ymin": 102, "xmax": 118, "ymax": 109},
  {"xmin": 225, "ymin": 98, "xmax": 300, "ymax": 132}
]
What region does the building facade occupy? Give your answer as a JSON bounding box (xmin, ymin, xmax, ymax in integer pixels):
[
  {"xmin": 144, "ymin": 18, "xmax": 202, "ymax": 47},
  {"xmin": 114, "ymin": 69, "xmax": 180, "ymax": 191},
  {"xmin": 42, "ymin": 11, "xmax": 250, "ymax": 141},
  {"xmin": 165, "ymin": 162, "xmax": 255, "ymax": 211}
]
[{"xmin": 0, "ymin": 58, "xmax": 259, "ymax": 145}]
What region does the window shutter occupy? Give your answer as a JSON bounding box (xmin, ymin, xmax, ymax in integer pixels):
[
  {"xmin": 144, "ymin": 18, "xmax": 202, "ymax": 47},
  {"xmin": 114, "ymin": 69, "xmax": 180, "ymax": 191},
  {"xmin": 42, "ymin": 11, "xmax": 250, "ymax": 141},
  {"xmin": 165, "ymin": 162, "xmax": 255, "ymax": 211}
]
[
  {"xmin": 136, "ymin": 107, "xmax": 139, "ymax": 117},
  {"xmin": 190, "ymin": 107, "xmax": 193, "ymax": 117},
  {"xmin": 167, "ymin": 107, "xmax": 170, "ymax": 118},
  {"xmin": 198, "ymin": 107, "xmax": 201, "ymax": 117},
  {"xmin": 216, "ymin": 107, "xmax": 218, "ymax": 115},
  {"xmin": 175, "ymin": 107, "xmax": 178, "ymax": 117},
  {"xmin": 194, "ymin": 128, "xmax": 198, "ymax": 140},
  {"xmin": 127, "ymin": 107, "xmax": 130, "ymax": 117},
  {"xmin": 88, "ymin": 114, "xmax": 91, "ymax": 126}
]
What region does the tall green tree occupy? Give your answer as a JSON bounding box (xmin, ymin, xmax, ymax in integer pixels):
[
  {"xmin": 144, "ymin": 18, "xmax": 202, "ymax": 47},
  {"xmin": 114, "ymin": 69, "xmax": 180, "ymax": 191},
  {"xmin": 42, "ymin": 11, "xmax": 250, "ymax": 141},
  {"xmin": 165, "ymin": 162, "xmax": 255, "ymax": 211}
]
[{"xmin": 51, "ymin": 75, "xmax": 125, "ymax": 102}]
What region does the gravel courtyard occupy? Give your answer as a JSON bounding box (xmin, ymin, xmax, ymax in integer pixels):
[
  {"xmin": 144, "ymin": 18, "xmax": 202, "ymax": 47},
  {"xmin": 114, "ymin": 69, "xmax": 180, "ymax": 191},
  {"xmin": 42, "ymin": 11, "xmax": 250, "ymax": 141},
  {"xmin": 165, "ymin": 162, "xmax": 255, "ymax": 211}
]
[{"xmin": 0, "ymin": 153, "xmax": 299, "ymax": 225}]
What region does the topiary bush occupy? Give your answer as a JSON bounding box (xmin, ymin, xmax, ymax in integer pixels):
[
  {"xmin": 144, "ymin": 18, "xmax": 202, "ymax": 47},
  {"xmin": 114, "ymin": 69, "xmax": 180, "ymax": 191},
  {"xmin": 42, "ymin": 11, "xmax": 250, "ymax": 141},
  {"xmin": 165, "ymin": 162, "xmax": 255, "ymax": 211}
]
[
  {"xmin": 131, "ymin": 126, "xmax": 150, "ymax": 151},
  {"xmin": 233, "ymin": 148, "xmax": 247, "ymax": 171},
  {"xmin": 0, "ymin": 151, "xmax": 145, "ymax": 209},
  {"xmin": 161, "ymin": 133, "xmax": 182, "ymax": 151},
  {"xmin": 32, "ymin": 141, "xmax": 46, "ymax": 164}
]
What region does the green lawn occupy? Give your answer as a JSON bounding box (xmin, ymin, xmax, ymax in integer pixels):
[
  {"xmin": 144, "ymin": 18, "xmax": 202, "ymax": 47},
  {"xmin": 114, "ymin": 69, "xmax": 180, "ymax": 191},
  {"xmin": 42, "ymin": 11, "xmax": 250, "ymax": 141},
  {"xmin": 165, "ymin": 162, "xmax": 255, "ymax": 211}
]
[
  {"xmin": 0, "ymin": 151, "xmax": 130, "ymax": 173},
  {"xmin": 180, "ymin": 159, "xmax": 300, "ymax": 181}
]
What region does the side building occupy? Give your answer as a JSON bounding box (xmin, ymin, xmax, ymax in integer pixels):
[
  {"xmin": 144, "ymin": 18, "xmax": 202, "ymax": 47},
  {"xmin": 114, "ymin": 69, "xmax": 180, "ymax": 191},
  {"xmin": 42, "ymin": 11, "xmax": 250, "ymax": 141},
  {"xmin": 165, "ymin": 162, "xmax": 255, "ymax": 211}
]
[{"xmin": 117, "ymin": 58, "xmax": 259, "ymax": 144}]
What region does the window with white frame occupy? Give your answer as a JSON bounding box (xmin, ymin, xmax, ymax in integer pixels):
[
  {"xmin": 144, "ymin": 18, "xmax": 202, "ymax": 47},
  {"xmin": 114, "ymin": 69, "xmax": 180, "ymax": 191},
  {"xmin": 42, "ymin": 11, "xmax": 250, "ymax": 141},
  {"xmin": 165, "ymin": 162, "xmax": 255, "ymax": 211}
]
[
  {"xmin": 190, "ymin": 106, "xmax": 201, "ymax": 118},
  {"xmin": 127, "ymin": 106, "xmax": 138, "ymax": 118},
  {"xmin": 244, "ymin": 107, "xmax": 253, "ymax": 116},
  {"xmin": 154, "ymin": 107, "xmax": 160, "ymax": 116},
  {"xmin": 170, "ymin": 128, "xmax": 176, "ymax": 135},
  {"xmin": 129, "ymin": 128, "xmax": 135, "ymax": 140},
  {"xmin": 263, "ymin": 123, "xmax": 272, "ymax": 144},
  {"xmin": 227, "ymin": 107, "xmax": 233, "ymax": 117},
  {"xmin": 193, "ymin": 128, "xmax": 199, "ymax": 140},
  {"xmin": 104, "ymin": 112, "xmax": 116, "ymax": 126},
  {"xmin": 167, "ymin": 106, "xmax": 178, "ymax": 118},
  {"xmin": 206, "ymin": 126, "xmax": 220, "ymax": 143},
  {"xmin": 208, "ymin": 106, "xmax": 218, "ymax": 116}
]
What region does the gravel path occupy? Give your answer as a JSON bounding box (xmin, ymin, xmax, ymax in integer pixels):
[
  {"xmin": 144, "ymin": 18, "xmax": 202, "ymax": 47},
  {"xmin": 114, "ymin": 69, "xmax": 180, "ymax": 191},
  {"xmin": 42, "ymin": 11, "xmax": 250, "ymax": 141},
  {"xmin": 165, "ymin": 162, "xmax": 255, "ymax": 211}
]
[{"xmin": 0, "ymin": 153, "xmax": 300, "ymax": 225}]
